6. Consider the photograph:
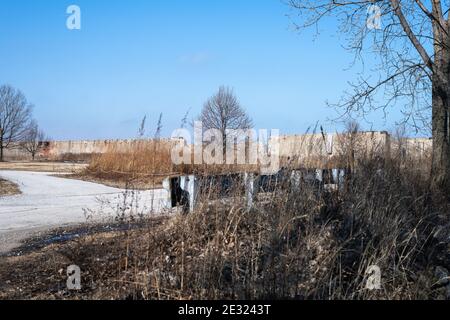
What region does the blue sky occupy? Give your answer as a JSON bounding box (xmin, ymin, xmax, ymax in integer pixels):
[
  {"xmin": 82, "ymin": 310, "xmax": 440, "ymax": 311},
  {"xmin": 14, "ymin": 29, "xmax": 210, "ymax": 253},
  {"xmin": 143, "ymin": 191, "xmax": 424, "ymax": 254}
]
[{"xmin": 0, "ymin": 0, "xmax": 417, "ymax": 140}]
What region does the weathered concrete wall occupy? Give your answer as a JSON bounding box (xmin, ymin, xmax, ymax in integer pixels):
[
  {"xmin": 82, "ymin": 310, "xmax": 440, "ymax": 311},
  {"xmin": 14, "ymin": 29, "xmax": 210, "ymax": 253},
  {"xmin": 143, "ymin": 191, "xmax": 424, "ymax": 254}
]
[
  {"xmin": 2, "ymin": 147, "xmax": 30, "ymax": 161},
  {"xmin": 3, "ymin": 133, "xmax": 431, "ymax": 166},
  {"xmin": 391, "ymin": 137, "xmax": 432, "ymax": 161},
  {"xmin": 269, "ymin": 131, "xmax": 391, "ymax": 168},
  {"xmin": 3, "ymin": 139, "xmax": 177, "ymax": 162},
  {"xmin": 44, "ymin": 140, "xmax": 140, "ymax": 160}
]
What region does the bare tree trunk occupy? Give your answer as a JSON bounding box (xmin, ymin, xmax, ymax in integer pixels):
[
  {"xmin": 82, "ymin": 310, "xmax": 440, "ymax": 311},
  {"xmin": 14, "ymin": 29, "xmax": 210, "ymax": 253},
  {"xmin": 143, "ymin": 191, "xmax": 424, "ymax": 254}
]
[
  {"xmin": 431, "ymin": 48, "xmax": 450, "ymax": 196},
  {"xmin": 0, "ymin": 133, "xmax": 3, "ymax": 162},
  {"xmin": 223, "ymin": 131, "xmax": 227, "ymax": 161}
]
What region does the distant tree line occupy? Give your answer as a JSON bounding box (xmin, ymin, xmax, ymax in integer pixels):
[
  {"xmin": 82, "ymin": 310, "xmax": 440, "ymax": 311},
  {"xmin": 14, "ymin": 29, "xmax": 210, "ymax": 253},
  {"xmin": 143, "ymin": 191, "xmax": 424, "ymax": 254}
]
[{"xmin": 0, "ymin": 84, "xmax": 47, "ymax": 161}]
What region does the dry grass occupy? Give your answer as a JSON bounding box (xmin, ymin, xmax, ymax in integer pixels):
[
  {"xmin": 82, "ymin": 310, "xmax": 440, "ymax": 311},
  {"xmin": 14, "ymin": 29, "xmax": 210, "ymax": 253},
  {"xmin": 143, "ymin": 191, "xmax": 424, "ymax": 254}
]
[
  {"xmin": 0, "ymin": 178, "xmax": 21, "ymax": 197},
  {"xmin": 83, "ymin": 139, "xmax": 261, "ymax": 187},
  {"xmin": 88, "ymin": 140, "xmax": 173, "ymax": 175},
  {"xmin": 1, "ymin": 151, "xmax": 448, "ymax": 300},
  {"xmin": 83, "ymin": 140, "xmax": 173, "ymax": 188},
  {"xmin": 0, "ymin": 161, "xmax": 87, "ymax": 173},
  {"xmin": 106, "ymin": 160, "xmax": 447, "ymax": 300},
  {"xmin": 1, "ymin": 128, "xmax": 448, "ymax": 300}
]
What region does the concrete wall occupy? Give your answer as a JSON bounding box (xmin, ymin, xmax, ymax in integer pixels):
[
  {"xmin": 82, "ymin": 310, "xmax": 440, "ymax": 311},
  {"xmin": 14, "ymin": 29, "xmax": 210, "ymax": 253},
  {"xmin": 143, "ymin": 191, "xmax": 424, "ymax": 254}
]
[
  {"xmin": 3, "ymin": 133, "xmax": 431, "ymax": 165},
  {"xmin": 391, "ymin": 137, "xmax": 433, "ymax": 161},
  {"xmin": 2, "ymin": 147, "xmax": 30, "ymax": 161},
  {"xmin": 269, "ymin": 131, "xmax": 391, "ymax": 168},
  {"xmin": 3, "ymin": 139, "xmax": 178, "ymax": 161},
  {"xmin": 43, "ymin": 140, "xmax": 147, "ymax": 160}
]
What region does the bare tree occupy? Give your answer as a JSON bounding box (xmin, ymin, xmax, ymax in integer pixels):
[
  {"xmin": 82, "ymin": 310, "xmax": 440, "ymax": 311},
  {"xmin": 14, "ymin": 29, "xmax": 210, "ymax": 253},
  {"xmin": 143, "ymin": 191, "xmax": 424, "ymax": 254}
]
[
  {"xmin": 0, "ymin": 85, "xmax": 33, "ymax": 161},
  {"xmin": 198, "ymin": 86, "xmax": 253, "ymax": 152},
  {"xmin": 22, "ymin": 120, "xmax": 45, "ymax": 161},
  {"xmin": 287, "ymin": 0, "xmax": 450, "ymax": 195}
]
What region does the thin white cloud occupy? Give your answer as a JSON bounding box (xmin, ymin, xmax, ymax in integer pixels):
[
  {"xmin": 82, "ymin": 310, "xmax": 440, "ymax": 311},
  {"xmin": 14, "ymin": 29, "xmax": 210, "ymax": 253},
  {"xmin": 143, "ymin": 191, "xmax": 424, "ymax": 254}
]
[{"xmin": 178, "ymin": 52, "xmax": 211, "ymax": 65}]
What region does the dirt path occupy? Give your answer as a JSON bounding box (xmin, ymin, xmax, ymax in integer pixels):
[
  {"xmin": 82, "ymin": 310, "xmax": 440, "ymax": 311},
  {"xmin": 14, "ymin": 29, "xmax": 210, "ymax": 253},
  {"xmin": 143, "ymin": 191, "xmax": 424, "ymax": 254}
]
[{"xmin": 0, "ymin": 171, "xmax": 170, "ymax": 254}]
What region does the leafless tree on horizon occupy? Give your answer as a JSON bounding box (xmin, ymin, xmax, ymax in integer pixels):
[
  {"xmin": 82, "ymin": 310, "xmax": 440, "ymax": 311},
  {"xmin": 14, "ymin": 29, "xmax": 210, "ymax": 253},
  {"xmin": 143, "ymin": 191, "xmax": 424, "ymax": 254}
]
[
  {"xmin": 0, "ymin": 85, "xmax": 33, "ymax": 162},
  {"xmin": 198, "ymin": 86, "xmax": 253, "ymax": 153},
  {"xmin": 22, "ymin": 120, "xmax": 46, "ymax": 161}
]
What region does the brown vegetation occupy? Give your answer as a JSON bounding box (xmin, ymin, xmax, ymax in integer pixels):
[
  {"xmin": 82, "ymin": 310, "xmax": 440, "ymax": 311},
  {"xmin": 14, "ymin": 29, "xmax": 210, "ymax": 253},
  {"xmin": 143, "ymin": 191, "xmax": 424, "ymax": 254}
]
[
  {"xmin": 83, "ymin": 139, "xmax": 261, "ymax": 187},
  {"xmin": 82, "ymin": 140, "xmax": 173, "ymax": 189},
  {"xmin": 0, "ymin": 142, "xmax": 449, "ymax": 299},
  {"xmin": 0, "ymin": 161, "xmax": 87, "ymax": 173},
  {"xmin": 0, "ymin": 178, "xmax": 21, "ymax": 197}
]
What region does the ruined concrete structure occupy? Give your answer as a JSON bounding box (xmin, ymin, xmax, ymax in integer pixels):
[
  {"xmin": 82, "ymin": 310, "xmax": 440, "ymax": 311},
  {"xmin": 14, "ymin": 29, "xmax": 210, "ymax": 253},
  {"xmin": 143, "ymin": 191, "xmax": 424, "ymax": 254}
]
[
  {"xmin": 164, "ymin": 132, "xmax": 432, "ymax": 213},
  {"xmin": 269, "ymin": 131, "xmax": 392, "ymax": 168},
  {"xmin": 3, "ymin": 139, "xmax": 177, "ymax": 161},
  {"xmin": 41, "ymin": 139, "xmax": 168, "ymax": 160},
  {"xmin": 270, "ymin": 131, "xmax": 433, "ymax": 168},
  {"xmin": 2, "ymin": 132, "xmax": 432, "ymax": 163},
  {"xmin": 391, "ymin": 137, "xmax": 432, "ymax": 161}
]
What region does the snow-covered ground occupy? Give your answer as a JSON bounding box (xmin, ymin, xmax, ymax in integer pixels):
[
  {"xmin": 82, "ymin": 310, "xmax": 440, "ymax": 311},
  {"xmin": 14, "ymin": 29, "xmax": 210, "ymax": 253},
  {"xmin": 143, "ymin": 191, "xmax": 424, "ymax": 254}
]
[{"xmin": 0, "ymin": 171, "xmax": 170, "ymax": 253}]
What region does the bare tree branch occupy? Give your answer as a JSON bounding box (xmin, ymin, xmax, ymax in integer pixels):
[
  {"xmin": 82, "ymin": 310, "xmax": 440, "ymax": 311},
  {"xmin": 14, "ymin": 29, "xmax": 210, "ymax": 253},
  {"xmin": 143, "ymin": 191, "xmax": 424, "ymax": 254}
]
[
  {"xmin": 0, "ymin": 85, "xmax": 33, "ymax": 161},
  {"xmin": 391, "ymin": 0, "xmax": 434, "ymax": 69},
  {"xmin": 198, "ymin": 86, "xmax": 253, "ymax": 150},
  {"xmin": 21, "ymin": 120, "xmax": 46, "ymax": 160}
]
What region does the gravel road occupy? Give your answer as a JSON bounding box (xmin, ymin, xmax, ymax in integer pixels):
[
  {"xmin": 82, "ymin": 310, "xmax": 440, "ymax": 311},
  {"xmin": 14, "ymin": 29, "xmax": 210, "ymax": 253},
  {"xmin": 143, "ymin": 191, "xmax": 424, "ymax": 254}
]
[{"xmin": 0, "ymin": 171, "xmax": 170, "ymax": 253}]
